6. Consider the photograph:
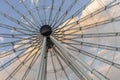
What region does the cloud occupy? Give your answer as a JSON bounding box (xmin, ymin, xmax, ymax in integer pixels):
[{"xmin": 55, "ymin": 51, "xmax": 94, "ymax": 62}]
[
  {"xmin": 0, "ymin": 37, "xmax": 38, "ymax": 79},
  {"xmin": 31, "ymin": 0, "xmax": 39, "ymax": 6},
  {"xmin": 0, "ymin": 37, "xmax": 4, "ymax": 42},
  {"xmin": 19, "ymin": 0, "xmax": 39, "ymax": 6},
  {"xmin": 80, "ymin": 0, "xmax": 118, "ymax": 28},
  {"xmin": 78, "ymin": 0, "xmax": 120, "ymax": 79}
]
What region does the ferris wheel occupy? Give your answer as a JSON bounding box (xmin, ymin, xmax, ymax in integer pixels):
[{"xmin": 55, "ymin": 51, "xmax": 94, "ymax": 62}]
[{"xmin": 0, "ymin": 0, "xmax": 120, "ymax": 80}]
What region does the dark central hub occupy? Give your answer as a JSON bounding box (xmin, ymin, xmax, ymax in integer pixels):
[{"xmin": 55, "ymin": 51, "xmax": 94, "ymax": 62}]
[{"xmin": 40, "ymin": 25, "xmax": 52, "ymax": 36}]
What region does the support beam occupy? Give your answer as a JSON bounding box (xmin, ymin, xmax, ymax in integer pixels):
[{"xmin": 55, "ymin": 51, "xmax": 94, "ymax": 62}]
[
  {"xmin": 50, "ymin": 36, "xmax": 92, "ymax": 80},
  {"xmin": 50, "ymin": 50, "xmax": 58, "ymax": 80},
  {"xmin": 52, "ymin": 48, "xmax": 70, "ymax": 80},
  {"xmin": 63, "ymin": 32, "xmax": 120, "ymax": 38},
  {"xmin": 55, "ymin": 48, "xmax": 86, "ymax": 80},
  {"xmin": 50, "ymin": 36, "xmax": 109, "ymax": 80},
  {"xmin": 36, "ymin": 37, "xmax": 47, "ymax": 80},
  {"xmin": 65, "ymin": 44, "xmax": 120, "ymax": 69},
  {"xmin": 62, "ymin": 39, "xmax": 120, "ymax": 52}
]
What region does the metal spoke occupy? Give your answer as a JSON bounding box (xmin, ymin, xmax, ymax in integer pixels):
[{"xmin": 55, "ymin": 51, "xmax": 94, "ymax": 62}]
[
  {"xmin": 0, "ymin": 35, "xmax": 40, "ymax": 48},
  {"xmin": 50, "ymin": 0, "xmax": 64, "ymax": 27},
  {"xmin": 50, "ymin": 36, "xmax": 97, "ymax": 80},
  {"xmin": 5, "ymin": 46, "xmax": 40, "ymax": 80},
  {"xmin": 21, "ymin": 47, "xmax": 41, "ymax": 80},
  {"xmin": 53, "ymin": 46, "xmax": 88, "ymax": 80},
  {"xmin": 52, "ymin": 47, "xmax": 70, "ymax": 80},
  {"xmin": 34, "ymin": 5, "xmax": 43, "ymax": 26},
  {"xmin": 50, "ymin": 49, "xmax": 58, "ymax": 80},
  {"xmin": 48, "ymin": 0, "xmax": 54, "ymax": 25},
  {"xmin": 62, "ymin": 15, "xmax": 120, "ymax": 33},
  {"xmin": 0, "ymin": 0, "xmax": 119, "ymax": 80},
  {"xmin": 0, "ymin": 23, "xmax": 39, "ymax": 34},
  {"xmin": 0, "ymin": 36, "xmax": 40, "ymax": 58},
  {"xmin": 63, "ymin": 39, "xmax": 120, "ymax": 51},
  {"xmin": 0, "ymin": 43, "xmax": 29, "ymax": 58},
  {"xmin": 43, "ymin": 7, "xmax": 47, "ymax": 25},
  {"xmin": 0, "ymin": 43, "xmax": 40, "ymax": 72},
  {"xmin": 0, "ymin": 11, "xmax": 36, "ymax": 32},
  {"xmin": 0, "ymin": 34, "xmax": 34, "ymax": 39},
  {"xmin": 53, "ymin": 0, "xmax": 95, "ymax": 30},
  {"xmin": 4, "ymin": 0, "xmax": 39, "ymax": 30},
  {"xmin": 58, "ymin": 1, "xmax": 119, "ymax": 31},
  {"xmin": 63, "ymin": 32, "xmax": 120, "ymax": 39},
  {"xmin": 64, "ymin": 43, "xmax": 120, "ymax": 69},
  {"xmin": 52, "ymin": 0, "xmax": 78, "ymax": 29},
  {"xmin": 36, "ymin": 37, "xmax": 48, "ymax": 80},
  {"xmin": 20, "ymin": 0, "xmax": 40, "ymax": 28}
]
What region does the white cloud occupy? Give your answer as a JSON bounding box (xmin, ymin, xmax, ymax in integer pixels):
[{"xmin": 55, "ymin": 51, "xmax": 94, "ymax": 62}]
[
  {"xmin": 0, "ymin": 37, "xmax": 4, "ymax": 42},
  {"xmin": 19, "ymin": 0, "xmax": 39, "ymax": 6},
  {"xmin": 31, "ymin": 0, "xmax": 39, "ymax": 6},
  {"xmin": 79, "ymin": 0, "xmax": 120, "ymax": 79}
]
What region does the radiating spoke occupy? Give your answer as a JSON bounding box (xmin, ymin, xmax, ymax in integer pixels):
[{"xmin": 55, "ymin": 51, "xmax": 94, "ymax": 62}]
[
  {"xmin": 36, "ymin": 37, "xmax": 48, "ymax": 80},
  {"xmin": 0, "ymin": 42, "xmax": 41, "ymax": 72},
  {"xmin": 63, "ymin": 32, "xmax": 120, "ymax": 39},
  {"xmin": 53, "ymin": 46, "xmax": 87, "ymax": 80},
  {"xmin": 63, "ymin": 39, "xmax": 120, "ymax": 51},
  {"xmin": 52, "ymin": 47, "xmax": 70, "ymax": 80},
  {"xmin": 21, "ymin": 47, "xmax": 41, "ymax": 80},
  {"xmin": 50, "ymin": 36, "xmax": 97, "ymax": 80},
  {"xmin": 52, "ymin": 0, "xmax": 78, "ymax": 29},
  {"xmin": 62, "ymin": 15, "xmax": 120, "ymax": 33},
  {"xmin": 50, "ymin": 49, "xmax": 58, "ymax": 80},
  {"xmin": 58, "ymin": 1, "xmax": 119, "ymax": 31},
  {"xmin": 48, "ymin": 0, "xmax": 54, "ymax": 25},
  {"xmin": 53, "ymin": 0, "xmax": 95, "ymax": 30},
  {"xmin": 0, "ymin": 0, "xmax": 119, "ymax": 80},
  {"xmin": 0, "ymin": 11, "xmax": 37, "ymax": 32},
  {"xmin": 4, "ymin": 0, "xmax": 39, "ymax": 30},
  {"xmin": 0, "ymin": 36, "xmax": 42, "ymax": 58},
  {"xmin": 5, "ymin": 47, "xmax": 40, "ymax": 80},
  {"xmin": 20, "ymin": 0, "xmax": 40, "ymax": 28},
  {"xmin": 64, "ymin": 43, "xmax": 120, "ymax": 69},
  {"xmin": 51, "ymin": 0, "xmax": 64, "ymax": 27},
  {"xmin": 0, "ymin": 41, "xmax": 31, "ymax": 58}
]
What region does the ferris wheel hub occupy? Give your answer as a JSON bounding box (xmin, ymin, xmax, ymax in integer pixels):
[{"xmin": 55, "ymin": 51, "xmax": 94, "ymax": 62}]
[{"xmin": 40, "ymin": 25, "xmax": 52, "ymax": 36}]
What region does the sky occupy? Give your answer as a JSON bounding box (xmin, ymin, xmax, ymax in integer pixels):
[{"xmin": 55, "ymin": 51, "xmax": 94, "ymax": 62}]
[{"xmin": 0, "ymin": 0, "xmax": 120, "ymax": 80}]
